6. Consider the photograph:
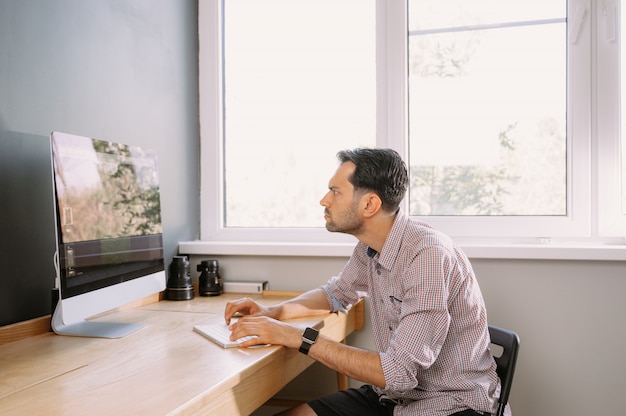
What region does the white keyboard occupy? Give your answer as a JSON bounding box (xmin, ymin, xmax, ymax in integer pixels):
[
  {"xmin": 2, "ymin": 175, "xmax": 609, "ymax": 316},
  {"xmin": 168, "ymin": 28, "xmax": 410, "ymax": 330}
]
[{"xmin": 193, "ymin": 323, "xmax": 257, "ymax": 348}]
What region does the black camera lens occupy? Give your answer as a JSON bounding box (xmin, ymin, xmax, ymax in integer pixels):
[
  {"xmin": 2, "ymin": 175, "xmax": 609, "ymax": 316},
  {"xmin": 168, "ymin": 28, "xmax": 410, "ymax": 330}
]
[
  {"xmin": 198, "ymin": 259, "xmax": 222, "ymax": 296},
  {"xmin": 165, "ymin": 256, "xmax": 194, "ymax": 300}
]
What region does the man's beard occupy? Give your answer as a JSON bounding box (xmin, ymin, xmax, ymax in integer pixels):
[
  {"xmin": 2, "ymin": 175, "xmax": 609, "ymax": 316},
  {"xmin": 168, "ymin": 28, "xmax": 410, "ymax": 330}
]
[{"xmin": 324, "ymin": 203, "xmax": 364, "ymax": 235}]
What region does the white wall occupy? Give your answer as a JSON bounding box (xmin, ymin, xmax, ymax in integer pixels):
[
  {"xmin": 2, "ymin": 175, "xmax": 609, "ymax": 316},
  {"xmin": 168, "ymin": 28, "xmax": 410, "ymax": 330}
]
[{"xmin": 187, "ymin": 254, "xmax": 626, "ymax": 416}]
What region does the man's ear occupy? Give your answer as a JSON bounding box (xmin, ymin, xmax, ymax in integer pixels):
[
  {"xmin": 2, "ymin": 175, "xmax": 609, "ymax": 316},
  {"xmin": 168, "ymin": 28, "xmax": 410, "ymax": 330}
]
[{"xmin": 361, "ymin": 192, "xmax": 382, "ymax": 218}]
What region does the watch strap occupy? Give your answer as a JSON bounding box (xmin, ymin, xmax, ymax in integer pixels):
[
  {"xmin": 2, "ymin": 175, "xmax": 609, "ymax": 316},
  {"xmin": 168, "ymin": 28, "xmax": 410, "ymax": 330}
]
[{"xmin": 299, "ymin": 327, "xmax": 319, "ymax": 355}]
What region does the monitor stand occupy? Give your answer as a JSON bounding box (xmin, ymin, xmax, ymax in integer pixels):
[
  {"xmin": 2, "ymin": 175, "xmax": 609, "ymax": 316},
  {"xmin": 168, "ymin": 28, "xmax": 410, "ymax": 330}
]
[{"xmin": 51, "ymin": 299, "xmax": 144, "ymax": 339}]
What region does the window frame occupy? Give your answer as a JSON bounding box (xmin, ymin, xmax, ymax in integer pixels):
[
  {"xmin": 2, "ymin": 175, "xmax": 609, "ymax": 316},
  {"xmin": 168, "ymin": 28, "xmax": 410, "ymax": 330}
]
[
  {"xmin": 192, "ymin": 0, "xmax": 626, "ymax": 260},
  {"xmin": 597, "ymin": 0, "xmax": 626, "ymax": 236}
]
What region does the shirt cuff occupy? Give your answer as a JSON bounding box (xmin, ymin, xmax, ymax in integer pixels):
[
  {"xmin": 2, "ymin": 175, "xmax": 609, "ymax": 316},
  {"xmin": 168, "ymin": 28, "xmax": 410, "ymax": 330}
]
[{"xmin": 322, "ymin": 289, "xmax": 349, "ymax": 314}]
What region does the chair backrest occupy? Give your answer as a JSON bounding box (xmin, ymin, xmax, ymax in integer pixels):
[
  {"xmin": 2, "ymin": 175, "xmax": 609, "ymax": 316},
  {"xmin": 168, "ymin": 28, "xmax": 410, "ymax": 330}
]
[{"xmin": 488, "ymin": 325, "xmax": 520, "ymax": 416}]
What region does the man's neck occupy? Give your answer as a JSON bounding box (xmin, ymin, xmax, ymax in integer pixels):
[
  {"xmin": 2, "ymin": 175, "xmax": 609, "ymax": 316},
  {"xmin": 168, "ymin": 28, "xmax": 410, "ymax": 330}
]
[{"xmin": 353, "ymin": 211, "xmax": 397, "ymax": 254}]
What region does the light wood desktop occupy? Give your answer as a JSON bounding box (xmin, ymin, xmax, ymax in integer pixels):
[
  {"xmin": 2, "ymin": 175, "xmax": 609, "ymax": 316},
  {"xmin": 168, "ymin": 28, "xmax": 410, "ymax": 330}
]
[{"xmin": 0, "ymin": 291, "xmax": 363, "ymax": 416}]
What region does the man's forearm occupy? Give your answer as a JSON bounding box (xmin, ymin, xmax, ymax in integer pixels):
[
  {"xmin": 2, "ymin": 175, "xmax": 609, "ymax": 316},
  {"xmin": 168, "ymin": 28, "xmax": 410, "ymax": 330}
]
[
  {"xmin": 274, "ymin": 288, "xmax": 332, "ymax": 320},
  {"xmin": 308, "ymin": 336, "xmax": 386, "ymax": 388}
]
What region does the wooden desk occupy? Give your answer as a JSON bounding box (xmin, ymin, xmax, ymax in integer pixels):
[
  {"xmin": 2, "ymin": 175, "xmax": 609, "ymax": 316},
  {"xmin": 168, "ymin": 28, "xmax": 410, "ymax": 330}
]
[{"xmin": 0, "ymin": 292, "xmax": 363, "ymax": 416}]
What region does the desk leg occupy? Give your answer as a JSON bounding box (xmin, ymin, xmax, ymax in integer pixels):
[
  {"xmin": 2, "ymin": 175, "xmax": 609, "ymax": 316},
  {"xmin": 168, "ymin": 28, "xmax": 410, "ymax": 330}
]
[{"xmin": 337, "ymin": 372, "xmax": 349, "ymax": 390}]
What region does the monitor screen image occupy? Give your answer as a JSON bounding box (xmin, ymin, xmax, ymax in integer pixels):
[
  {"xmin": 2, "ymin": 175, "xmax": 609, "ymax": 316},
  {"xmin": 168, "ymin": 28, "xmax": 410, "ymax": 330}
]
[{"xmin": 50, "ymin": 131, "xmax": 166, "ymax": 338}]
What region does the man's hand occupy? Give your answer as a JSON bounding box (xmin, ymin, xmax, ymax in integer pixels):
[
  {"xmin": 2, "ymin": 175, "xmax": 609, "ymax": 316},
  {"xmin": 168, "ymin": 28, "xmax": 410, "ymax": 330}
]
[
  {"xmin": 228, "ymin": 316, "xmax": 302, "ymax": 349},
  {"xmin": 224, "ymin": 297, "xmax": 279, "ymax": 324}
]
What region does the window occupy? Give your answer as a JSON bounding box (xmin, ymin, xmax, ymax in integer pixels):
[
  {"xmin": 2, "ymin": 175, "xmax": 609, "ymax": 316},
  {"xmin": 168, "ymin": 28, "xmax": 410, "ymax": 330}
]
[
  {"xmin": 199, "ymin": 0, "xmax": 374, "ymax": 244},
  {"xmin": 198, "ymin": 0, "xmax": 626, "ymax": 251},
  {"xmin": 222, "ymin": 0, "xmax": 375, "ymax": 229},
  {"xmin": 401, "ymin": 0, "xmax": 590, "ymax": 239},
  {"xmin": 407, "ymin": 0, "xmax": 566, "ymax": 217}
]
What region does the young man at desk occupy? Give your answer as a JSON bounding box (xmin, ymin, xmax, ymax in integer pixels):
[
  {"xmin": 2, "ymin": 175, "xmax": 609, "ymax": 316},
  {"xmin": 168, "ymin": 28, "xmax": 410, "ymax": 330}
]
[{"xmin": 224, "ymin": 148, "xmax": 504, "ymax": 416}]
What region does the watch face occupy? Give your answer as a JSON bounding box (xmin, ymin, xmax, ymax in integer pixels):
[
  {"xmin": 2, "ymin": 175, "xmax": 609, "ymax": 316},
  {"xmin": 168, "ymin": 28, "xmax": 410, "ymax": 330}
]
[{"xmin": 303, "ymin": 327, "xmax": 318, "ymax": 340}]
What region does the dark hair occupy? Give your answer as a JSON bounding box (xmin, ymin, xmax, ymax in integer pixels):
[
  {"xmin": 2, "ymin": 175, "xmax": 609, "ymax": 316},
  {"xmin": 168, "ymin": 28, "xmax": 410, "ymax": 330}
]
[{"xmin": 337, "ymin": 148, "xmax": 408, "ymax": 213}]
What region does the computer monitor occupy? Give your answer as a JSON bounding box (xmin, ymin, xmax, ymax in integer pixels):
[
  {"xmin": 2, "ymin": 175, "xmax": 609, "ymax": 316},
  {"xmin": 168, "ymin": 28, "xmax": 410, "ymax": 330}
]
[{"xmin": 50, "ymin": 131, "xmax": 166, "ymax": 338}]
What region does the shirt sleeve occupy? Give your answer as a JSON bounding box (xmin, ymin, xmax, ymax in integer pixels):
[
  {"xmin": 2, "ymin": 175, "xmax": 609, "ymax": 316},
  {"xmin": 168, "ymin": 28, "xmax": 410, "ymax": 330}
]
[{"xmin": 320, "ymin": 242, "xmax": 370, "ymax": 313}]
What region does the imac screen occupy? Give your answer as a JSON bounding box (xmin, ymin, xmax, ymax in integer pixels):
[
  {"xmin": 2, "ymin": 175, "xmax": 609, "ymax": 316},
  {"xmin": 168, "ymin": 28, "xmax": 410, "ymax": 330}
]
[{"xmin": 50, "ymin": 131, "xmax": 165, "ymax": 337}]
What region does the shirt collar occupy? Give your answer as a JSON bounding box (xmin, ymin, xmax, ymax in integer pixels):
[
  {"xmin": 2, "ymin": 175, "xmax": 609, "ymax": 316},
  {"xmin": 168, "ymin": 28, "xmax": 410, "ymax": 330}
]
[{"xmin": 366, "ymin": 210, "xmax": 409, "ymax": 270}]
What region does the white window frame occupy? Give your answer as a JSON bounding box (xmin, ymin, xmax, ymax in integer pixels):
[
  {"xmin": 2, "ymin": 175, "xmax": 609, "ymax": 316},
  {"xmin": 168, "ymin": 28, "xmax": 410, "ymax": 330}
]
[
  {"xmin": 597, "ymin": 0, "xmax": 626, "ymax": 235},
  {"xmin": 188, "ymin": 0, "xmax": 626, "ymax": 260}
]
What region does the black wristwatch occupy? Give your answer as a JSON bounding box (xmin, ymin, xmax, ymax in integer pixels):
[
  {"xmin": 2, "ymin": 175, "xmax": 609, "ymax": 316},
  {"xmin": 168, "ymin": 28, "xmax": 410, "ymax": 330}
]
[{"xmin": 299, "ymin": 327, "xmax": 319, "ymax": 355}]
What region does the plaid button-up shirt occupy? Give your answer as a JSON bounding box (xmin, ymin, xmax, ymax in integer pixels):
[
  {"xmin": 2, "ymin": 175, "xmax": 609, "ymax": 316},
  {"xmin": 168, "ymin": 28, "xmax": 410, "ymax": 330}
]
[{"xmin": 321, "ymin": 211, "xmax": 506, "ymax": 416}]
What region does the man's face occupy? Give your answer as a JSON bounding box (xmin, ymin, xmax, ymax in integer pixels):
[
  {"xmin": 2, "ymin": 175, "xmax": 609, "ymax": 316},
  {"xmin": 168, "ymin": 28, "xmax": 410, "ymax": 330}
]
[{"xmin": 320, "ymin": 162, "xmax": 364, "ymax": 234}]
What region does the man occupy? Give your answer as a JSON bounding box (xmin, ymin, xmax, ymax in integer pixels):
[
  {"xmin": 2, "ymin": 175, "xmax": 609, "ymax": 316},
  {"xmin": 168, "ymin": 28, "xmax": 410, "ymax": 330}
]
[{"xmin": 224, "ymin": 148, "xmax": 504, "ymax": 416}]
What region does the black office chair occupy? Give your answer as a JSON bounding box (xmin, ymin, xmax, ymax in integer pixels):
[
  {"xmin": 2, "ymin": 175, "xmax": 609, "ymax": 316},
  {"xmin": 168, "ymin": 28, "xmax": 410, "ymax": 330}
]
[{"xmin": 488, "ymin": 325, "xmax": 520, "ymax": 416}]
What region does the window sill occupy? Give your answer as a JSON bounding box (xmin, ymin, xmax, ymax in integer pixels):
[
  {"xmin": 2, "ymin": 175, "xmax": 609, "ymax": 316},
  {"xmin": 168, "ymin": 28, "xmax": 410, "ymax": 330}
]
[{"xmin": 178, "ymin": 240, "xmax": 626, "ymax": 261}]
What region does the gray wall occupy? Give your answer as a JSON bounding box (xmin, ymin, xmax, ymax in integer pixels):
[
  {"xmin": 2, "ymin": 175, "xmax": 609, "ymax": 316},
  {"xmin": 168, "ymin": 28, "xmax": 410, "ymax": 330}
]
[{"xmin": 0, "ymin": 0, "xmax": 200, "ymax": 265}]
